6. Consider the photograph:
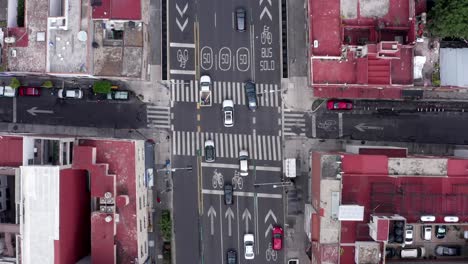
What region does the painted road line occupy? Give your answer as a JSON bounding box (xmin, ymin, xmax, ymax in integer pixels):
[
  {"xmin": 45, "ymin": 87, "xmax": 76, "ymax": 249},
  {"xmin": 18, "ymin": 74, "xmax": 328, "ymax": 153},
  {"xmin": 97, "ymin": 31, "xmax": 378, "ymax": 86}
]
[
  {"xmin": 201, "ymin": 162, "xmax": 281, "ymax": 172},
  {"xmin": 338, "ymin": 112, "xmax": 343, "ymax": 137},
  {"xmin": 276, "ymin": 136, "xmax": 282, "ymax": 160},
  {"xmin": 312, "ymin": 113, "xmax": 317, "ymax": 138},
  {"xmin": 170, "ymin": 42, "xmax": 196, "ymax": 48},
  {"xmin": 170, "ymin": 69, "xmax": 196, "ymax": 75},
  {"xmin": 202, "ymin": 189, "xmax": 282, "ymax": 199}
]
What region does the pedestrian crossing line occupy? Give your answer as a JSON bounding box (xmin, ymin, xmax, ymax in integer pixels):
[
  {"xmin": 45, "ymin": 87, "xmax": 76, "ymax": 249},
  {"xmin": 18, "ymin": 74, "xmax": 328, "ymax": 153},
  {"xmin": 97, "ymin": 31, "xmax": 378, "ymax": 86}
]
[
  {"xmin": 170, "ymin": 79, "xmax": 280, "ymax": 107},
  {"xmin": 172, "ymin": 131, "xmax": 282, "ymax": 161},
  {"xmin": 283, "ymin": 111, "xmax": 307, "ymax": 136},
  {"xmin": 147, "ymin": 105, "xmax": 171, "ymax": 129}
]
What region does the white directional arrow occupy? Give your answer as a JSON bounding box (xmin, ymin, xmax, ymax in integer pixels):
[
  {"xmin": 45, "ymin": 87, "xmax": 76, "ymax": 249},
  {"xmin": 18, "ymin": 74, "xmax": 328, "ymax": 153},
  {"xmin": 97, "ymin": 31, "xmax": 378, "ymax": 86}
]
[
  {"xmin": 207, "ymin": 206, "xmax": 217, "ymax": 236},
  {"xmin": 260, "ymin": 6, "xmax": 272, "ymax": 20},
  {"xmin": 264, "ymin": 209, "xmax": 277, "ymax": 223},
  {"xmin": 225, "ymin": 207, "xmax": 235, "ymax": 237},
  {"xmin": 259, "ymin": 0, "xmax": 272, "ymax": 5},
  {"xmin": 264, "ymin": 223, "xmax": 273, "ymax": 238},
  {"xmin": 176, "ymin": 3, "xmax": 188, "ymax": 17},
  {"xmin": 242, "ymin": 208, "xmax": 252, "ymax": 231},
  {"xmin": 27, "ymin": 107, "xmax": 54, "ymax": 116},
  {"xmin": 176, "ymin": 18, "xmax": 188, "ymax": 32},
  {"xmin": 355, "ymin": 123, "xmax": 384, "ymax": 132}
]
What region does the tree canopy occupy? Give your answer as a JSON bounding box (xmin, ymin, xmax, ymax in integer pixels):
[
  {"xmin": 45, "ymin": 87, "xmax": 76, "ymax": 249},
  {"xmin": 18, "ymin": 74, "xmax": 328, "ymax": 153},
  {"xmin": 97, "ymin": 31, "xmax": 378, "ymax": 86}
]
[
  {"xmin": 93, "ymin": 80, "xmax": 112, "ymax": 94},
  {"xmin": 428, "ymin": 0, "xmax": 468, "ymax": 40}
]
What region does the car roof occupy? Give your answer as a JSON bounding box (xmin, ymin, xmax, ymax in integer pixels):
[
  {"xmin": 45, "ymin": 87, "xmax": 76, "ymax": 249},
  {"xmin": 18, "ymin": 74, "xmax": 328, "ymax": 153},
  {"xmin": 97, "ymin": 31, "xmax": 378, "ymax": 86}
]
[
  {"xmin": 223, "ymin": 100, "xmax": 234, "ymax": 107},
  {"xmin": 200, "ymin": 75, "xmax": 211, "ymax": 83}
]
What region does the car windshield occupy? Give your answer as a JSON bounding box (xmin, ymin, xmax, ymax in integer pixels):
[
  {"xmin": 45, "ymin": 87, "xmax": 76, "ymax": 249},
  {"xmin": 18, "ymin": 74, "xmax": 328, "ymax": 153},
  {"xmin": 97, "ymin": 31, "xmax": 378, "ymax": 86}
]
[
  {"xmin": 206, "ymin": 147, "xmax": 214, "ymax": 158},
  {"xmin": 274, "ymin": 233, "xmax": 281, "ymax": 238}
]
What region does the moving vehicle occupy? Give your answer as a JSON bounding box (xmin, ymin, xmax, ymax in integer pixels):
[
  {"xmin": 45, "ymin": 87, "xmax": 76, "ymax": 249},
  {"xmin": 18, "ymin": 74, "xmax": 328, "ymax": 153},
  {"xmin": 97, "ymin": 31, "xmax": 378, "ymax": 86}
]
[
  {"xmin": 239, "ymin": 150, "xmax": 249, "ymax": 176},
  {"xmin": 400, "ymin": 247, "xmax": 426, "ymax": 258},
  {"xmin": 222, "ymin": 100, "xmax": 234, "ymax": 127},
  {"xmin": 19, "ymin": 86, "xmax": 40, "ymax": 96},
  {"xmin": 199, "ymin": 75, "xmax": 212, "ymax": 106},
  {"xmin": 0, "ymin": 86, "xmax": 16, "ymax": 97},
  {"xmin": 272, "ymin": 226, "xmax": 283, "ymax": 250},
  {"xmin": 235, "ymin": 8, "xmax": 246, "ymax": 32},
  {"xmin": 244, "ymin": 234, "xmax": 254, "ymax": 259},
  {"xmin": 435, "ymin": 225, "xmax": 446, "ymax": 239},
  {"xmin": 435, "ymin": 245, "xmax": 461, "ymax": 256},
  {"xmin": 244, "ymin": 81, "xmax": 257, "ymax": 111},
  {"xmin": 404, "ymin": 225, "xmax": 413, "ymax": 245},
  {"xmin": 326, "ymin": 99, "xmax": 352, "ymax": 110},
  {"xmin": 422, "ymin": 225, "xmax": 432, "ymax": 241},
  {"xmin": 204, "ymin": 140, "xmax": 215, "ymax": 162},
  {"xmin": 226, "ymin": 249, "xmax": 237, "ymax": 264},
  {"xmin": 224, "ymin": 183, "xmax": 233, "ymax": 205},
  {"xmin": 58, "ymin": 88, "xmax": 83, "ymax": 99},
  {"xmin": 107, "ymin": 90, "xmax": 130, "ymax": 100}
]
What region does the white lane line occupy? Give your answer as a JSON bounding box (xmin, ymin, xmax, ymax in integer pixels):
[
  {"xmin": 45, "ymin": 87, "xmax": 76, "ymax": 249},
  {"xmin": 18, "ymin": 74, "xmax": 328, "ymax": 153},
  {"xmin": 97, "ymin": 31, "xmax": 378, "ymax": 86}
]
[
  {"xmin": 219, "ymin": 195, "xmax": 224, "ymax": 264},
  {"xmin": 170, "ymin": 69, "xmax": 196, "ymax": 75},
  {"xmin": 170, "ymin": 42, "xmax": 196, "ymax": 48},
  {"xmin": 214, "ymin": 12, "xmax": 217, "ymax": 28},
  {"xmin": 339, "ymin": 112, "xmax": 343, "ymax": 137},
  {"xmin": 195, "ymin": 80, "xmax": 199, "ymax": 103},
  {"xmin": 202, "ymin": 189, "xmax": 282, "ymax": 199},
  {"xmin": 201, "ymin": 162, "xmax": 281, "ymax": 171},
  {"xmin": 172, "ymin": 130, "xmax": 177, "ymax": 155},
  {"xmin": 312, "ymin": 113, "xmax": 317, "ymax": 138},
  {"xmin": 190, "ymin": 80, "xmax": 194, "ymax": 102}
]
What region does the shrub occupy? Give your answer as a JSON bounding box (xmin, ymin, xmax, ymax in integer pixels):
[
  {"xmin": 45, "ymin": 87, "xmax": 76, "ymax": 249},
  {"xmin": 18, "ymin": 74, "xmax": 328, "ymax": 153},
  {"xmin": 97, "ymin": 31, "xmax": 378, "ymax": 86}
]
[
  {"xmin": 42, "ymin": 81, "xmax": 53, "ymax": 88},
  {"xmin": 93, "ymin": 80, "xmax": 112, "ymax": 94},
  {"xmin": 10, "ymin": 78, "xmax": 20, "ymax": 89},
  {"xmin": 159, "ymin": 210, "xmax": 172, "ymax": 241}
]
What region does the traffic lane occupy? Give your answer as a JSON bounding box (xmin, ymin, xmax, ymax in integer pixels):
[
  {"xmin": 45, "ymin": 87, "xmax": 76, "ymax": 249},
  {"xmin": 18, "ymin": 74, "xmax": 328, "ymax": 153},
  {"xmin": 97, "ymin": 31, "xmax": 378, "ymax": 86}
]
[
  {"xmin": 202, "ymin": 192, "xmax": 224, "ymax": 264},
  {"xmin": 200, "ymin": 104, "xmax": 254, "ymax": 134},
  {"xmin": 312, "ymin": 113, "xmax": 341, "ymax": 139},
  {"xmin": 253, "ymin": 106, "xmax": 281, "ymax": 135},
  {"xmin": 172, "ymin": 102, "xmax": 198, "ymax": 131},
  {"xmin": 256, "ymin": 196, "xmax": 284, "ymax": 264},
  {"xmin": 235, "ymin": 192, "xmax": 256, "ymax": 263},
  {"xmin": 0, "ymin": 98, "xmax": 13, "ymax": 122},
  {"xmin": 16, "ymin": 98, "xmax": 147, "ymax": 128},
  {"xmin": 173, "ymin": 155, "xmax": 200, "ymax": 264}
]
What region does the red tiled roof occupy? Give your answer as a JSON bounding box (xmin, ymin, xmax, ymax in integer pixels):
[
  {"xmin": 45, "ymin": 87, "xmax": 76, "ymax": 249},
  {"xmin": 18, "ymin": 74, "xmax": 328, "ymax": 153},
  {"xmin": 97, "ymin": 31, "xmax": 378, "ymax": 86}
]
[
  {"xmin": 0, "ymin": 136, "xmax": 23, "ymax": 166},
  {"xmin": 92, "ymin": 0, "xmax": 141, "ymax": 20},
  {"xmin": 376, "ymin": 219, "xmax": 389, "ymax": 241}
]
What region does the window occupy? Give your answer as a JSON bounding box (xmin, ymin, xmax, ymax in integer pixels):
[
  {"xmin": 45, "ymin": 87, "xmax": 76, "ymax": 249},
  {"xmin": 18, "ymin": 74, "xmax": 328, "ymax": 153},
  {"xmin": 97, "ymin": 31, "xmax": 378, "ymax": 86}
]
[
  {"xmin": 140, "ymin": 220, "xmax": 142, "ymax": 232},
  {"xmin": 139, "ymin": 197, "xmax": 142, "ymax": 210},
  {"xmin": 145, "ymin": 241, "xmax": 147, "ymax": 253},
  {"xmin": 143, "ymin": 195, "xmax": 146, "ymax": 207},
  {"xmin": 144, "ymin": 216, "xmax": 146, "ymax": 228}
]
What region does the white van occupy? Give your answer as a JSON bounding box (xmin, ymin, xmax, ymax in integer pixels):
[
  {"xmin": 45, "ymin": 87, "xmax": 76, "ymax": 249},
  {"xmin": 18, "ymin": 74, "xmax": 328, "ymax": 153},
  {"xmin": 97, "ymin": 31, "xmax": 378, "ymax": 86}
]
[
  {"xmin": 422, "ymin": 225, "xmax": 432, "ymax": 241},
  {"xmin": 0, "ymin": 86, "xmax": 16, "ymax": 97},
  {"xmin": 400, "ymin": 247, "xmax": 425, "ymax": 258}
]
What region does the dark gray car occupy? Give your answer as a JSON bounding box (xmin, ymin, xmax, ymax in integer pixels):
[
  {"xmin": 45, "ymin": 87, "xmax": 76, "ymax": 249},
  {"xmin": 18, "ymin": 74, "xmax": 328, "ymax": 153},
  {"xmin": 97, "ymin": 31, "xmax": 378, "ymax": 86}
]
[
  {"xmin": 244, "ymin": 81, "xmax": 257, "ymax": 111},
  {"xmin": 235, "ymin": 8, "xmax": 246, "ymax": 32},
  {"xmin": 227, "ymin": 249, "xmax": 237, "ymax": 264},
  {"xmin": 224, "ymin": 183, "xmax": 233, "ymax": 205}
]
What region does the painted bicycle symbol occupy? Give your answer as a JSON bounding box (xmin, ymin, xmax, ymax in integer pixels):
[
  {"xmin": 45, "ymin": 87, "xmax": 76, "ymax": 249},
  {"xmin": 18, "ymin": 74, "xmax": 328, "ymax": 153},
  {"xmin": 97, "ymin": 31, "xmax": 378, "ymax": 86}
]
[
  {"xmin": 317, "ymin": 120, "xmax": 337, "ymax": 132},
  {"xmin": 232, "ymin": 170, "xmax": 244, "ymax": 190},
  {"xmin": 177, "ymin": 49, "xmax": 189, "ymax": 68},
  {"xmin": 265, "ymin": 242, "xmax": 278, "ymax": 262},
  {"xmin": 261, "ymin": 25, "xmax": 273, "ymax": 45},
  {"xmin": 212, "ymin": 169, "xmax": 224, "ymax": 189}
]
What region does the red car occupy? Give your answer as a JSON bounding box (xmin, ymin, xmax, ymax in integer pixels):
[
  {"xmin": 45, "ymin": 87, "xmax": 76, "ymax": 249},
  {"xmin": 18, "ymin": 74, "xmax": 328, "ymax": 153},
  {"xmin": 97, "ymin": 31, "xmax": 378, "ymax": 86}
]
[
  {"xmin": 272, "ymin": 226, "xmax": 283, "ymax": 250},
  {"xmin": 18, "ymin": 86, "xmax": 41, "ymax": 96},
  {"xmin": 327, "ymin": 99, "xmax": 352, "ymax": 110}
]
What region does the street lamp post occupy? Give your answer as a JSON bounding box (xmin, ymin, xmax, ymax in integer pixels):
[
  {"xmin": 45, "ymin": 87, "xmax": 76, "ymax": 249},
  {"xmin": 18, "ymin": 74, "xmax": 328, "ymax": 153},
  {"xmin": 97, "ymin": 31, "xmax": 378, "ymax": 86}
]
[{"xmin": 254, "ymin": 181, "xmax": 293, "ymax": 188}]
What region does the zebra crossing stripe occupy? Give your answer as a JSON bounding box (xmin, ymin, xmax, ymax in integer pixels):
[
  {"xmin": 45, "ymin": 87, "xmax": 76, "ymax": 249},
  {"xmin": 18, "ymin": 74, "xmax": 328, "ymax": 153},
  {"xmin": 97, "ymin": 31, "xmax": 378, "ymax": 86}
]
[
  {"xmin": 172, "ymin": 130, "xmax": 176, "ymax": 155},
  {"xmin": 272, "ymin": 136, "xmax": 277, "ymax": 161},
  {"xmin": 277, "ymin": 136, "xmax": 282, "ymax": 160}
]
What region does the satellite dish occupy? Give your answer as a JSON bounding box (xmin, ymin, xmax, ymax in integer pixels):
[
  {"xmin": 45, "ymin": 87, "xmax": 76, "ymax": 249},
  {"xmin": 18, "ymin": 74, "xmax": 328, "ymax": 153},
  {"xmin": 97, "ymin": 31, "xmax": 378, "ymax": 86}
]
[{"xmin": 77, "ymin": 31, "xmax": 87, "ymax": 42}]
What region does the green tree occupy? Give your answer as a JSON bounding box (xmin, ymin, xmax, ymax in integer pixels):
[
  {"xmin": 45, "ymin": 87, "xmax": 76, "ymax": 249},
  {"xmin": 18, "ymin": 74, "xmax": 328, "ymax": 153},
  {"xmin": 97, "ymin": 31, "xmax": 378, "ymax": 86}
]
[
  {"xmin": 428, "ymin": 0, "xmax": 468, "ymax": 41},
  {"xmin": 10, "ymin": 78, "xmax": 20, "ymax": 89},
  {"xmin": 159, "ymin": 210, "xmax": 172, "ymax": 241},
  {"xmin": 92, "ymin": 80, "xmax": 112, "ymax": 94},
  {"xmin": 42, "ymin": 80, "xmax": 53, "ymax": 88}
]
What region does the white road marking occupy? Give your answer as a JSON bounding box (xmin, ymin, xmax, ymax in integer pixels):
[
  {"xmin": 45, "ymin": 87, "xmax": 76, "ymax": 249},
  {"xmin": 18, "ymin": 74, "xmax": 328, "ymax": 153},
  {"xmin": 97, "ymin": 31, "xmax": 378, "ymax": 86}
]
[
  {"xmin": 170, "ymin": 69, "xmax": 196, "ymax": 75},
  {"xmin": 170, "ymin": 42, "xmax": 195, "ymax": 48},
  {"xmin": 338, "ymin": 112, "xmax": 343, "ymax": 137},
  {"xmin": 312, "ymin": 113, "xmax": 317, "ymax": 138},
  {"xmin": 201, "ymin": 162, "xmax": 281, "ymax": 172},
  {"xmin": 202, "ymin": 189, "xmax": 282, "ymax": 199}
]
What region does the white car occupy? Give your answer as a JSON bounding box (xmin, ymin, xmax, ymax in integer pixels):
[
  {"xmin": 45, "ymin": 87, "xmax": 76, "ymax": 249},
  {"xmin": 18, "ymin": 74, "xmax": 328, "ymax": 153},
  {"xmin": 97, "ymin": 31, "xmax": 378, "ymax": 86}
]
[
  {"xmin": 239, "ymin": 150, "xmax": 249, "ymax": 176},
  {"xmin": 0, "ymin": 86, "xmax": 16, "ymax": 97},
  {"xmin": 58, "ymin": 88, "xmax": 83, "ymax": 99},
  {"xmin": 244, "ymin": 234, "xmax": 254, "ymax": 260},
  {"xmin": 222, "ymin": 100, "xmax": 234, "ymax": 127},
  {"xmin": 404, "ymin": 225, "xmax": 413, "ymax": 245}
]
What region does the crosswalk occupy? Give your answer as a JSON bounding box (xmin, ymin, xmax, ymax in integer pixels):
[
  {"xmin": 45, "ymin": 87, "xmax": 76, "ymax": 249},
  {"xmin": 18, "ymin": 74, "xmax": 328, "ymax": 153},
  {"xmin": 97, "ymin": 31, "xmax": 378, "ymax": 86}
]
[
  {"xmin": 283, "ymin": 111, "xmax": 306, "ymax": 136},
  {"xmin": 172, "ymin": 131, "xmax": 282, "ymax": 161},
  {"xmin": 170, "ymin": 79, "xmax": 280, "ymax": 107},
  {"xmin": 146, "ymin": 105, "xmax": 171, "ymax": 129}
]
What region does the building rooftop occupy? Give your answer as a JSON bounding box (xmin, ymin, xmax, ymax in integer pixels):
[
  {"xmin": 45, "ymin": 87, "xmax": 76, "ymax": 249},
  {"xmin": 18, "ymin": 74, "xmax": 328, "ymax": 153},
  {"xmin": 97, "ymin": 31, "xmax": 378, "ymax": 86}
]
[
  {"xmin": 92, "ymin": 0, "xmax": 141, "ymax": 20},
  {"xmin": 0, "ymin": 136, "xmax": 23, "ymax": 167}
]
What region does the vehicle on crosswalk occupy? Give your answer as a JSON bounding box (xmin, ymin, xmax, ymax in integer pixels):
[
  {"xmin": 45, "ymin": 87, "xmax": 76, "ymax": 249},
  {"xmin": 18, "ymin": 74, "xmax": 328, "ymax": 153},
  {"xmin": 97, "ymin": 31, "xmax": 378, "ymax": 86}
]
[
  {"xmin": 0, "ymin": 86, "xmax": 16, "ymax": 97},
  {"xmin": 222, "ymin": 100, "xmax": 234, "ymax": 127},
  {"xmin": 204, "ymin": 140, "xmax": 215, "ymax": 162},
  {"xmin": 244, "ymin": 81, "xmax": 258, "ymax": 111},
  {"xmin": 244, "ymin": 234, "xmax": 254, "ymax": 259},
  {"xmin": 199, "ymin": 75, "xmax": 212, "ymax": 107},
  {"xmin": 239, "ymin": 150, "xmax": 249, "ymax": 176}
]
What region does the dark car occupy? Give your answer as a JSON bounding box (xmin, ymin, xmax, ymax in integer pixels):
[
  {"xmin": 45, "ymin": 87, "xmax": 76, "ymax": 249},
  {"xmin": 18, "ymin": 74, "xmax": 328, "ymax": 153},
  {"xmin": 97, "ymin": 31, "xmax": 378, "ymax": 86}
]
[
  {"xmin": 244, "ymin": 81, "xmax": 257, "ymax": 111},
  {"xmin": 326, "ymin": 99, "xmax": 353, "ymax": 110},
  {"xmin": 107, "ymin": 90, "xmax": 130, "ymax": 100},
  {"xmin": 435, "ymin": 245, "xmax": 461, "ymax": 256},
  {"xmin": 224, "ymin": 183, "xmax": 233, "ymax": 205},
  {"xmin": 227, "ymin": 249, "xmax": 237, "ymax": 264},
  {"xmin": 235, "ymin": 8, "xmax": 246, "ymax": 32},
  {"xmin": 18, "ymin": 86, "xmax": 40, "ymax": 96},
  {"xmin": 435, "ymin": 225, "xmax": 447, "ymax": 239}
]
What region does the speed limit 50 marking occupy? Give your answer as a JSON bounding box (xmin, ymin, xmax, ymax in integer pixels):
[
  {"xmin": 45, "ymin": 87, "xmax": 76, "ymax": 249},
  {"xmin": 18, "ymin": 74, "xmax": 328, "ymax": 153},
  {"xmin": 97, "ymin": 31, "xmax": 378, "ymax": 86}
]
[{"xmin": 200, "ymin": 46, "xmax": 251, "ymax": 72}]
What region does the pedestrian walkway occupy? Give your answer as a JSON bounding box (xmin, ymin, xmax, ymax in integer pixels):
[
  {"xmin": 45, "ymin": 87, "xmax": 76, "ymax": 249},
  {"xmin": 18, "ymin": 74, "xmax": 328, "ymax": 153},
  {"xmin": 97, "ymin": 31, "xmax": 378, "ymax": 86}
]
[
  {"xmin": 283, "ymin": 111, "xmax": 306, "ymax": 136},
  {"xmin": 172, "ymin": 130, "xmax": 282, "ymax": 161},
  {"xmin": 170, "ymin": 79, "xmax": 281, "ymax": 107},
  {"xmin": 147, "ymin": 105, "xmax": 171, "ymax": 129}
]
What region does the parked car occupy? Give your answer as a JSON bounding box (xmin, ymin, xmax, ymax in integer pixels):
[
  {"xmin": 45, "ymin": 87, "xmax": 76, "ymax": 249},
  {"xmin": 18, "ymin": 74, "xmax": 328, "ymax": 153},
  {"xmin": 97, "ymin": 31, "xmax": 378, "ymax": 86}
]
[
  {"xmin": 107, "ymin": 90, "xmax": 130, "ymax": 100},
  {"xmin": 0, "ymin": 86, "xmax": 16, "ymax": 97},
  {"xmin": 435, "ymin": 225, "xmax": 447, "ymax": 239},
  {"xmin": 244, "ymin": 234, "xmax": 254, "ymax": 259},
  {"xmin": 224, "ymin": 183, "xmax": 233, "ymax": 205},
  {"xmin": 239, "ymin": 150, "xmax": 249, "ymax": 176},
  {"xmin": 404, "ymin": 225, "xmax": 413, "ymax": 245},
  {"xmin": 435, "ymin": 245, "xmax": 461, "ymax": 256},
  {"xmin": 400, "ymin": 247, "xmax": 426, "ymax": 258},
  {"xmin": 204, "ymin": 140, "xmax": 215, "ymax": 162},
  {"xmin": 272, "ymin": 226, "xmax": 283, "ymax": 250},
  {"xmin": 235, "ymin": 8, "xmax": 246, "ymax": 32},
  {"xmin": 58, "ymin": 88, "xmax": 83, "ymax": 99},
  {"xmin": 422, "ymin": 225, "xmax": 432, "ymax": 241},
  {"xmin": 326, "ymin": 99, "xmax": 352, "ymax": 110},
  {"xmin": 244, "ymin": 81, "xmax": 258, "ymax": 111},
  {"xmin": 18, "ymin": 86, "xmax": 40, "ymax": 96},
  {"xmin": 222, "ymin": 100, "xmax": 234, "ymax": 127},
  {"xmin": 226, "ymin": 249, "xmax": 237, "ymax": 264}
]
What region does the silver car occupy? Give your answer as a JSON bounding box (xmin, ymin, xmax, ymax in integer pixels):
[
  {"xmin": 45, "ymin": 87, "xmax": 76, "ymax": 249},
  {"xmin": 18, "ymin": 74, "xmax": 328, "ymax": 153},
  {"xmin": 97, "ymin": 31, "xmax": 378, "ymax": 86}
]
[{"xmin": 222, "ymin": 100, "xmax": 234, "ymax": 127}]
